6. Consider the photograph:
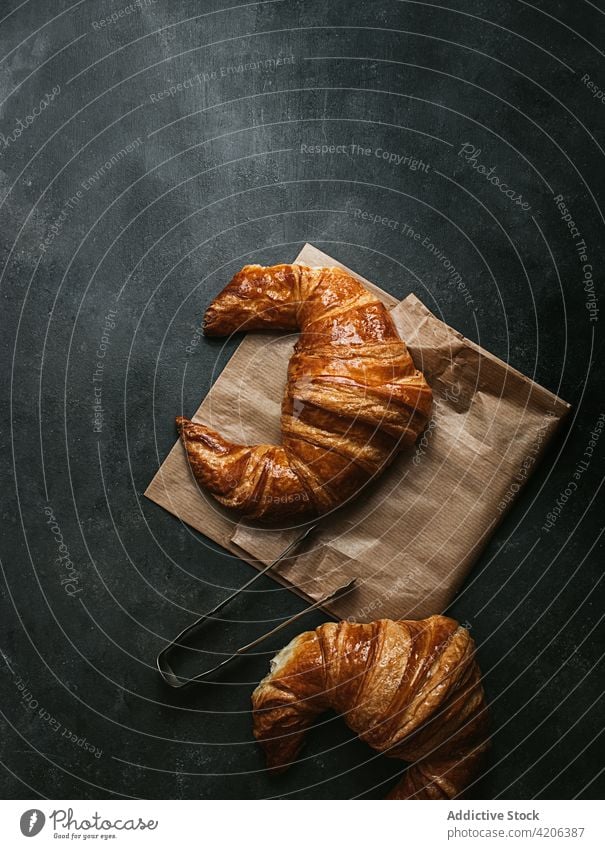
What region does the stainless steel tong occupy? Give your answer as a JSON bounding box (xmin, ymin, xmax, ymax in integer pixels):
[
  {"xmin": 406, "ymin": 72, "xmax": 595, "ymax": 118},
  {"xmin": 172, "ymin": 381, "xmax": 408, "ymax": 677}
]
[{"xmin": 156, "ymin": 524, "xmax": 354, "ymax": 688}]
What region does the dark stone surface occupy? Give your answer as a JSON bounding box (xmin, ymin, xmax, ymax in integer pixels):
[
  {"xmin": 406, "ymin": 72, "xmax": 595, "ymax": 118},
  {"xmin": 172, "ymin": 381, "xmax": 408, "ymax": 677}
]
[{"xmin": 1, "ymin": 0, "xmax": 603, "ymax": 800}]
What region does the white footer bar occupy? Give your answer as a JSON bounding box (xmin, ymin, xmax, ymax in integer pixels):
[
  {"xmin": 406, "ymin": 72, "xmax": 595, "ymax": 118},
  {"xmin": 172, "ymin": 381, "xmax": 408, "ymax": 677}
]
[{"xmin": 0, "ymin": 799, "xmax": 601, "ymax": 848}]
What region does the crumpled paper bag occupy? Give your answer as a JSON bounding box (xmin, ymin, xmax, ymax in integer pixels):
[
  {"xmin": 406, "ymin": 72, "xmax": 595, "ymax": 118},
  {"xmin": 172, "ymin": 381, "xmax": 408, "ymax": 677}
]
[{"xmin": 145, "ymin": 244, "xmax": 570, "ymax": 620}]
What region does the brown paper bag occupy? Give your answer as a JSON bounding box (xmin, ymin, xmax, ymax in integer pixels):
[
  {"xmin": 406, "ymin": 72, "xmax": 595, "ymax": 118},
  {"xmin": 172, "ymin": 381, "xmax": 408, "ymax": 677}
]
[{"xmin": 145, "ymin": 245, "xmax": 570, "ymax": 620}]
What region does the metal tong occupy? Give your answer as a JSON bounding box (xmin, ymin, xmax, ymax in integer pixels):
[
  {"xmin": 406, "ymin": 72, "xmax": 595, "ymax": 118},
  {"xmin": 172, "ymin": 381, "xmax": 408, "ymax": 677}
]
[{"xmin": 157, "ymin": 524, "xmax": 354, "ymax": 688}]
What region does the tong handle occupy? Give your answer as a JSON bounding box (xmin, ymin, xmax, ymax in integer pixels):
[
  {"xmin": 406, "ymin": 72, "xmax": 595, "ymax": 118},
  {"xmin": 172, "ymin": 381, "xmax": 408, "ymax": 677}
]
[
  {"xmin": 236, "ymin": 580, "xmax": 356, "ymax": 655},
  {"xmin": 156, "ymin": 651, "xmax": 183, "ymax": 689},
  {"xmin": 157, "ymin": 524, "xmax": 317, "ymax": 687},
  {"xmin": 160, "ymin": 579, "xmax": 355, "ymax": 688}
]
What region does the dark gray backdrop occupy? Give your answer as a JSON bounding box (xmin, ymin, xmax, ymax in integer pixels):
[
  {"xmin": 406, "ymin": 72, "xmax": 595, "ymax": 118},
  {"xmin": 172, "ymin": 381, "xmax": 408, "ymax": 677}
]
[{"xmin": 1, "ymin": 0, "xmax": 603, "ymax": 799}]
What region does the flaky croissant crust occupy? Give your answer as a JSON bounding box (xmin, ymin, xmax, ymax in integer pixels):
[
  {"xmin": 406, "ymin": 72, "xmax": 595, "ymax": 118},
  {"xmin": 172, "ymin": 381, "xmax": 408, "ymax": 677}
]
[
  {"xmin": 177, "ymin": 264, "xmax": 432, "ymax": 522},
  {"xmin": 251, "ymin": 615, "xmax": 489, "ymax": 799}
]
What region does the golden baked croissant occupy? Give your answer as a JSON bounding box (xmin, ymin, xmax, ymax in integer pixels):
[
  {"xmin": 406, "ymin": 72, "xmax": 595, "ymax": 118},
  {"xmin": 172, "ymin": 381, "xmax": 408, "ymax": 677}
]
[
  {"xmin": 252, "ymin": 615, "xmax": 489, "ymax": 799},
  {"xmin": 177, "ymin": 264, "xmax": 432, "ymax": 522}
]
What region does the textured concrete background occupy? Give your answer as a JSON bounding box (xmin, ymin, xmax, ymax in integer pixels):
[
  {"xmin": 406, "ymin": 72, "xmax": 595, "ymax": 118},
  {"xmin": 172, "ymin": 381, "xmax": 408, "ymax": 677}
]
[{"xmin": 1, "ymin": 0, "xmax": 603, "ymax": 799}]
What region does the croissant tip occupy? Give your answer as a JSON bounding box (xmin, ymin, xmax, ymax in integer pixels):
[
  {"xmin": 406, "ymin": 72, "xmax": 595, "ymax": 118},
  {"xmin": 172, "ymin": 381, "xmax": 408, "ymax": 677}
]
[{"xmin": 202, "ymin": 308, "xmax": 221, "ymax": 336}]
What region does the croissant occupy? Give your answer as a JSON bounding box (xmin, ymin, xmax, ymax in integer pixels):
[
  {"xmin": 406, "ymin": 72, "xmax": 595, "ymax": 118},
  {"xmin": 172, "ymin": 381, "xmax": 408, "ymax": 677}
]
[
  {"xmin": 252, "ymin": 615, "xmax": 489, "ymax": 799},
  {"xmin": 177, "ymin": 264, "xmax": 432, "ymax": 522}
]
